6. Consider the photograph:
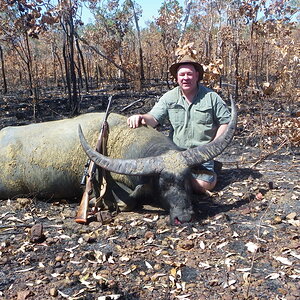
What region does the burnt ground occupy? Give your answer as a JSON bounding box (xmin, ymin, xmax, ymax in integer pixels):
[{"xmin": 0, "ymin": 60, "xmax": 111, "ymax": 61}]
[{"xmin": 0, "ymin": 86, "xmax": 299, "ymax": 300}]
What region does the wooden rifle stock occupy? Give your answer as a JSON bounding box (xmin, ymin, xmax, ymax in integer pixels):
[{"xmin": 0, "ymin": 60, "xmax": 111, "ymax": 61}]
[{"xmin": 75, "ymin": 96, "xmax": 112, "ymax": 224}]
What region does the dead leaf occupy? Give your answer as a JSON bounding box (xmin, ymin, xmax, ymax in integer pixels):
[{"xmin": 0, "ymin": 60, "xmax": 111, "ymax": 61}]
[
  {"xmin": 287, "ymin": 219, "xmax": 300, "ymax": 227},
  {"xmin": 198, "ymin": 262, "xmax": 212, "ymax": 269},
  {"xmin": 199, "ymin": 240, "xmax": 205, "ymax": 249},
  {"xmin": 286, "ymin": 212, "xmax": 297, "ymax": 220},
  {"xmin": 17, "ymin": 290, "xmax": 34, "ymax": 300},
  {"xmin": 145, "ymin": 261, "xmax": 153, "ymax": 269},
  {"xmin": 265, "ymin": 273, "xmax": 281, "ymax": 279},
  {"xmin": 290, "ymin": 251, "xmax": 300, "ymax": 260},
  {"xmin": 246, "ymin": 242, "xmax": 259, "ymax": 253},
  {"xmin": 243, "ymin": 272, "xmax": 251, "ymax": 284},
  {"xmin": 273, "ymin": 256, "xmax": 293, "ymax": 266},
  {"xmin": 222, "ymin": 279, "xmax": 236, "ymax": 288},
  {"xmin": 216, "ymin": 241, "xmax": 228, "ymax": 249},
  {"xmin": 16, "ymin": 267, "xmax": 35, "ymax": 273},
  {"xmin": 175, "ymin": 294, "xmax": 191, "ymax": 299},
  {"xmin": 98, "ymin": 295, "xmax": 121, "ymax": 300}
]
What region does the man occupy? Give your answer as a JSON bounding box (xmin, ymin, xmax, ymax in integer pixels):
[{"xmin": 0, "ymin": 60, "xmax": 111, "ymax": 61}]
[{"xmin": 127, "ymin": 55, "xmax": 231, "ymax": 194}]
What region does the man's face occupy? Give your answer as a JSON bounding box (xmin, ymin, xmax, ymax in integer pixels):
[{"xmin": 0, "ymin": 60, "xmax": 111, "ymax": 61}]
[{"xmin": 177, "ymin": 64, "xmax": 199, "ymax": 93}]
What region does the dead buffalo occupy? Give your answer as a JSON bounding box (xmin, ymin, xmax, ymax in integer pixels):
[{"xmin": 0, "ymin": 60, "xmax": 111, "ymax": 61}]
[
  {"xmin": 0, "ymin": 113, "xmax": 108, "ymax": 200},
  {"xmin": 79, "ymin": 97, "xmax": 237, "ymax": 225}
]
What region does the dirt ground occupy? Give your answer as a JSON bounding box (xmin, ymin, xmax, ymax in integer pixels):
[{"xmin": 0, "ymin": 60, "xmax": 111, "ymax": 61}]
[{"xmin": 0, "ymin": 87, "xmax": 299, "ymax": 300}]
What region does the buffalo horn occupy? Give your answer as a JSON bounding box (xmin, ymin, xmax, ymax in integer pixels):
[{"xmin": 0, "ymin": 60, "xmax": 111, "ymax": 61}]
[
  {"xmin": 78, "ymin": 125, "xmax": 165, "ymax": 175},
  {"xmin": 79, "ymin": 96, "xmax": 237, "ymax": 175}
]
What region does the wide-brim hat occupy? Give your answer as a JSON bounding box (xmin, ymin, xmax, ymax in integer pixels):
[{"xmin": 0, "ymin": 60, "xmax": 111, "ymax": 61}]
[{"xmin": 169, "ymin": 55, "xmax": 204, "ymax": 81}]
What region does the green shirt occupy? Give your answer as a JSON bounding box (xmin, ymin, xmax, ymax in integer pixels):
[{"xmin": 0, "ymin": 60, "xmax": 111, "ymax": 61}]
[{"xmin": 149, "ymin": 85, "xmax": 231, "ymax": 150}]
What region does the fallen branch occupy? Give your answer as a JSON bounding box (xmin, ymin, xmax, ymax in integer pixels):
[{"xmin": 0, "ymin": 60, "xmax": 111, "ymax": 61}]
[
  {"xmin": 120, "ymin": 99, "xmax": 145, "ymax": 112},
  {"xmin": 250, "ymin": 139, "xmax": 288, "ymax": 168}
]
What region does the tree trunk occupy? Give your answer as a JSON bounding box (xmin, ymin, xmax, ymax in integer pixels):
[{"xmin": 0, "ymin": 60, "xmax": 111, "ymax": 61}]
[
  {"xmin": 0, "ymin": 45, "xmax": 8, "ymax": 94},
  {"xmin": 128, "ymin": 0, "xmax": 145, "ymax": 85},
  {"xmin": 54, "ymin": 50, "xmax": 66, "ymax": 88},
  {"xmin": 61, "ymin": 2, "xmax": 79, "ymax": 115},
  {"xmin": 234, "ymin": 42, "xmax": 240, "ymax": 101},
  {"xmin": 63, "ymin": 42, "xmax": 72, "ymax": 103},
  {"xmin": 67, "ymin": 16, "xmax": 78, "ymax": 115},
  {"xmin": 76, "ymin": 38, "xmax": 89, "ymax": 92}
]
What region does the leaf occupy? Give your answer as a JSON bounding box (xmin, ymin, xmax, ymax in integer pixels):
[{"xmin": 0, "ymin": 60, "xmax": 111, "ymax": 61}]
[
  {"xmin": 16, "ymin": 267, "xmax": 35, "ymax": 273},
  {"xmin": 243, "ymin": 272, "xmax": 251, "ymax": 284},
  {"xmin": 120, "ymin": 255, "xmax": 130, "ymax": 262},
  {"xmin": 175, "ymin": 294, "xmax": 191, "ymax": 299},
  {"xmin": 232, "ymin": 231, "xmax": 239, "ymax": 237},
  {"xmin": 216, "ymin": 241, "xmax": 228, "ymax": 249},
  {"xmin": 150, "ymin": 273, "xmax": 166, "ymax": 281},
  {"xmin": 122, "ymin": 268, "xmax": 132, "ymax": 276},
  {"xmin": 187, "ymin": 233, "xmax": 198, "ymax": 240},
  {"xmin": 98, "ymin": 295, "xmax": 121, "ymax": 300},
  {"xmin": 58, "ymin": 290, "xmax": 70, "ymax": 298},
  {"xmin": 170, "ymin": 267, "xmax": 178, "ymax": 277},
  {"xmin": 237, "ymin": 268, "xmax": 252, "ymax": 272},
  {"xmin": 198, "ymin": 262, "xmax": 212, "ymax": 269},
  {"xmin": 286, "ymin": 212, "xmax": 297, "ymax": 220},
  {"xmin": 273, "ymin": 256, "xmax": 293, "ymax": 266},
  {"xmin": 17, "ymin": 290, "xmax": 34, "ymax": 300},
  {"xmin": 246, "ymin": 242, "xmax": 259, "ymax": 253},
  {"xmin": 287, "ymin": 219, "xmax": 300, "ymax": 227},
  {"xmin": 222, "ymin": 279, "xmax": 236, "ymax": 288},
  {"xmin": 265, "ymin": 273, "xmax": 280, "ymax": 279},
  {"xmin": 145, "ymin": 261, "xmax": 153, "ymax": 269},
  {"xmin": 199, "ymin": 240, "xmax": 205, "ymax": 249},
  {"xmin": 169, "ymin": 275, "xmax": 176, "ymax": 286},
  {"xmin": 289, "ymin": 275, "xmax": 300, "ymax": 279},
  {"xmin": 290, "ymin": 251, "xmax": 300, "ymax": 260}
]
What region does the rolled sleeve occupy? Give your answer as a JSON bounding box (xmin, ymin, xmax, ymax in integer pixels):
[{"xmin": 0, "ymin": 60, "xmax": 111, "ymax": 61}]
[
  {"xmin": 148, "ymin": 97, "xmax": 168, "ymax": 124},
  {"xmin": 213, "ymin": 94, "xmax": 231, "ymax": 125}
]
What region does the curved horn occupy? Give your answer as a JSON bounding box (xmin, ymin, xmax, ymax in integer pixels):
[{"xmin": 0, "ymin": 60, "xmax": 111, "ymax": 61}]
[
  {"xmin": 180, "ymin": 96, "xmax": 237, "ymax": 167},
  {"xmin": 78, "ymin": 125, "xmax": 165, "ymax": 175}
]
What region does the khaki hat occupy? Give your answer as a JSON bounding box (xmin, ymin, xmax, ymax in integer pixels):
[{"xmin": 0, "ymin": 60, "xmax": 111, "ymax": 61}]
[{"xmin": 169, "ymin": 55, "xmax": 204, "ymax": 80}]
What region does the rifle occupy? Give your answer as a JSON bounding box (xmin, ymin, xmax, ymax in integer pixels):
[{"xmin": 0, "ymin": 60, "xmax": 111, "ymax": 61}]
[{"xmin": 75, "ymin": 96, "xmax": 113, "ymax": 224}]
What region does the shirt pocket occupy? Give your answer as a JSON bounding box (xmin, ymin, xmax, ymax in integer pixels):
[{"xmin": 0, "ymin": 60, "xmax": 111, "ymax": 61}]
[
  {"xmin": 194, "ymin": 106, "xmax": 213, "ymax": 124},
  {"xmin": 168, "ymin": 108, "xmax": 186, "ymax": 127}
]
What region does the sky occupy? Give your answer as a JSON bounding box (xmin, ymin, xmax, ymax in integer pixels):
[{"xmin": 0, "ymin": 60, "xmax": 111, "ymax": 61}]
[{"xmin": 81, "ymin": 0, "xmax": 185, "ymax": 28}]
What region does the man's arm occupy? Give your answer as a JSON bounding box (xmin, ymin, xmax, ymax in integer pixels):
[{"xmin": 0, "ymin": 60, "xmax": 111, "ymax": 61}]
[
  {"xmin": 127, "ymin": 113, "xmax": 159, "ymax": 128},
  {"xmin": 213, "ymin": 123, "xmax": 228, "ymax": 140}
]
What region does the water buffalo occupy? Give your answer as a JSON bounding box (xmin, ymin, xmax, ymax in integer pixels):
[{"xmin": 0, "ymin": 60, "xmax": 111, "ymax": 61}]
[
  {"xmin": 0, "ymin": 113, "xmax": 106, "ymax": 200},
  {"xmin": 79, "ymin": 97, "xmax": 237, "ymax": 225},
  {"xmin": 0, "ymin": 97, "xmax": 236, "ymax": 225}
]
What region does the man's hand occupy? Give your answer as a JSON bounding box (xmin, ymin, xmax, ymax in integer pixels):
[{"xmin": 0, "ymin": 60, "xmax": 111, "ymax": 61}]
[
  {"xmin": 127, "ymin": 114, "xmax": 158, "ymax": 128},
  {"xmin": 127, "ymin": 114, "xmax": 146, "ymax": 128}
]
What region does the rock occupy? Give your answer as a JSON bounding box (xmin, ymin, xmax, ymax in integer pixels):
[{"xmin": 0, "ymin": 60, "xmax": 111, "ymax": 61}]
[
  {"xmin": 55, "ymin": 253, "xmax": 64, "ymax": 262},
  {"xmin": 30, "ymin": 223, "xmax": 45, "ymax": 243}
]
